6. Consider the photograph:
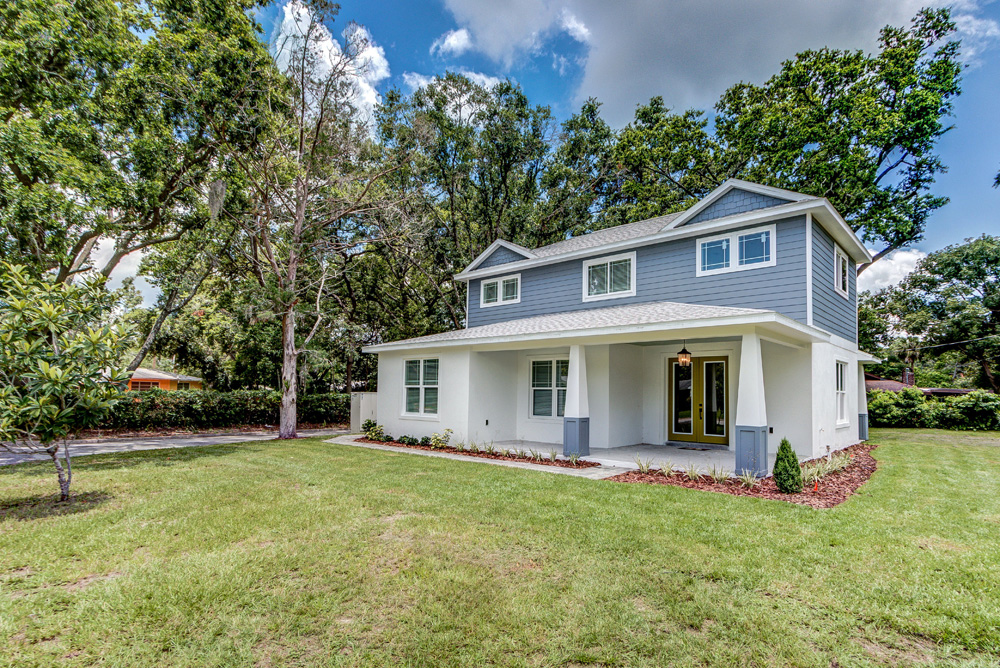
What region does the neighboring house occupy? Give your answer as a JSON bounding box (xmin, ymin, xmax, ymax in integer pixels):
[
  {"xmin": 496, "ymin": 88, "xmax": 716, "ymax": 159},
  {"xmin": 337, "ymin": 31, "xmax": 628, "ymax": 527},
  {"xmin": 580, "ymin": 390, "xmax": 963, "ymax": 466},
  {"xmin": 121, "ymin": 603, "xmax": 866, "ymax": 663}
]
[
  {"xmin": 363, "ymin": 180, "xmax": 876, "ymax": 474},
  {"xmin": 865, "ymin": 372, "xmax": 973, "ymax": 398},
  {"xmin": 128, "ymin": 368, "xmax": 203, "ymax": 391}
]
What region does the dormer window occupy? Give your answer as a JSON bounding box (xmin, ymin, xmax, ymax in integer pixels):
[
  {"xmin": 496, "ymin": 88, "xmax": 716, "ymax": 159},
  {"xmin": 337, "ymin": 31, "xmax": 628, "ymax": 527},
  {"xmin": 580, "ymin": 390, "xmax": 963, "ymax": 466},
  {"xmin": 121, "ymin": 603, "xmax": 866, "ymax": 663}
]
[
  {"xmin": 834, "ymin": 245, "xmax": 850, "ymax": 298},
  {"xmin": 480, "ymin": 274, "xmax": 520, "ymax": 307},
  {"xmin": 696, "ymin": 224, "xmax": 776, "ymax": 277},
  {"xmin": 582, "ymin": 252, "xmax": 636, "ymax": 302}
]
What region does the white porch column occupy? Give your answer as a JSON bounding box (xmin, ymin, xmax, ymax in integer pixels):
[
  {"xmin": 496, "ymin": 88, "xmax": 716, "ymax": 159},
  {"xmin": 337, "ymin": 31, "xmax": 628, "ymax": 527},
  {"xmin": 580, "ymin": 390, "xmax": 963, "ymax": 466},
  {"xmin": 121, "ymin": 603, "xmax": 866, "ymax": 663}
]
[
  {"xmin": 857, "ymin": 362, "xmax": 869, "ymax": 441},
  {"xmin": 563, "ymin": 344, "xmax": 590, "ymax": 456},
  {"xmin": 735, "ymin": 331, "xmax": 768, "ymax": 476}
]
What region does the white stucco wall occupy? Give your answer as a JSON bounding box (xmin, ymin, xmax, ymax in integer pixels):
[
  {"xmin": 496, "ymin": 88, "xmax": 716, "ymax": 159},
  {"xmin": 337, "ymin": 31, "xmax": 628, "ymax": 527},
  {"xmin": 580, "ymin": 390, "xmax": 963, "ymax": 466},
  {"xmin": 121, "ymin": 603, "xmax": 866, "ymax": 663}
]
[
  {"xmin": 608, "ymin": 344, "xmax": 644, "ymax": 447},
  {"xmin": 809, "ymin": 338, "xmax": 863, "ymax": 457},
  {"xmin": 467, "ymin": 350, "xmax": 518, "ymax": 445},
  {"xmin": 375, "ymin": 348, "xmax": 470, "ymax": 441},
  {"xmin": 761, "ymin": 340, "xmax": 813, "ymax": 458}
]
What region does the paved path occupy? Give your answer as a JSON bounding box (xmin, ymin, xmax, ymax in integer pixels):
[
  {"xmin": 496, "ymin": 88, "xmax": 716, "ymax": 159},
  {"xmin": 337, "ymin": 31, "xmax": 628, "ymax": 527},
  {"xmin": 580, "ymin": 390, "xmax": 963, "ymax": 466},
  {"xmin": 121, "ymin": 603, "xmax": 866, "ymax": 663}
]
[
  {"xmin": 327, "ymin": 435, "xmax": 632, "ymax": 480},
  {"xmin": 0, "ymin": 428, "xmax": 347, "ymax": 466}
]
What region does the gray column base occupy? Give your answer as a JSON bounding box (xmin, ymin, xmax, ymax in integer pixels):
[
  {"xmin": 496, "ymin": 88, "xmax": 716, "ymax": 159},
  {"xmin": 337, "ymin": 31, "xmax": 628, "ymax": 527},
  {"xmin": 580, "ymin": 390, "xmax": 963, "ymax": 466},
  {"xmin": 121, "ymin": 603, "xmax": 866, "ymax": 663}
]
[
  {"xmin": 735, "ymin": 425, "xmax": 768, "ymax": 477},
  {"xmin": 858, "ymin": 414, "xmax": 869, "ymax": 441},
  {"xmin": 563, "ymin": 417, "xmax": 590, "ymax": 457}
]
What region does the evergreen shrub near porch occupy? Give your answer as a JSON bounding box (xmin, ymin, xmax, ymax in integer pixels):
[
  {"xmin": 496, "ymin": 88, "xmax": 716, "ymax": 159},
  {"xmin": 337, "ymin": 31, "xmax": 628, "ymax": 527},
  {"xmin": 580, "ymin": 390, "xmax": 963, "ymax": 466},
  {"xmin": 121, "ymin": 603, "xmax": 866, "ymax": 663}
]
[
  {"xmin": 867, "ymin": 388, "xmax": 1000, "ymax": 430},
  {"xmin": 97, "ymin": 390, "xmax": 350, "ymax": 431}
]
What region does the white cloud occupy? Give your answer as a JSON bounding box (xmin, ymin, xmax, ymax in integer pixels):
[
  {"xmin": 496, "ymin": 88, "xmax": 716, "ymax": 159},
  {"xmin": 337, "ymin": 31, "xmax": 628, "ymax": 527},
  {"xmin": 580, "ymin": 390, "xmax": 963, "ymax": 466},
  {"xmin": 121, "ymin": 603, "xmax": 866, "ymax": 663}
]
[
  {"xmin": 271, "ymin": 1, "xmax": 390, "ymax": 124},
  {"xmin": 431, "ymin": 28, "xmax": 473, "ymax": 57},
  {"xmin": 438, "ymin": 0, "xmax": 1000, "ymax": 125},
  {"xmin": 402, "ymin": 69, "xmax": 505, "ymax": 92},
  {"xmin": 559, "ymin": 9, "xmax": 590, "ymax": 43},
  {"xmin": 858, "ymin": 248, "xmax": 926, "ymax": 293}
]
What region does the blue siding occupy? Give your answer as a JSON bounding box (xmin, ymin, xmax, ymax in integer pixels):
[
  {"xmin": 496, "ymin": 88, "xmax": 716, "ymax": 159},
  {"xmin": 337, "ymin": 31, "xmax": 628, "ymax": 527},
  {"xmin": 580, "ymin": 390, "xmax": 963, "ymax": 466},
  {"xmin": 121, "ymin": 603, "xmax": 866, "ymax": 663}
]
[
  {"xmin": 468, "ymin": 216, "xmax": 809, "ymax": 328},
  {"xmin": 811, "ymin": 221, "xmax": 857, "ymax": 342},
  {"xmin": 683, "ymin": 188, "xmax": 792, "ymax": 225},
  {"xmin": 477, "ymin": 245, "xmax": 530, "ymax": 269}
]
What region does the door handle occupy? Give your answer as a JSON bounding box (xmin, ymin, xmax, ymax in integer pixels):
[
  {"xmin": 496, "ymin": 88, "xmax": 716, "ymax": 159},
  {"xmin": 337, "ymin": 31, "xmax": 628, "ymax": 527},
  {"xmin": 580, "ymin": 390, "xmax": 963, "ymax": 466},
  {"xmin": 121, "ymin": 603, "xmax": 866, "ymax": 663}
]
[{"xmin": 699, "ymin": 404, "xmax": 703, "ymax": 420}]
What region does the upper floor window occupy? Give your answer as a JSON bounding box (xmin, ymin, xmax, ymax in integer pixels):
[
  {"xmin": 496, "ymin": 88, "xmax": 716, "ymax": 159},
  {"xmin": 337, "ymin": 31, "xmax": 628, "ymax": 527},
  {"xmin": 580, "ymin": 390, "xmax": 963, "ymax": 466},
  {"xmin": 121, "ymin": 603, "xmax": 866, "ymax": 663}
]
[
  {"xmin": 834, "ymin": 245, "xmax": 850, "ymax": 298},
  {"xmin": 696, "ymin": 224, "xmax": 776, "ymax": 277},
  {"xmin": 582, "ymin": 251, "xmax": 636, "ymax": 302},
  {"xmin": 481, "ymin": 274, "xmax": 520, "ymax": 307},
  {"xmin": 404, "ymin": 358, "xmax": 438, "ymax": 416}
]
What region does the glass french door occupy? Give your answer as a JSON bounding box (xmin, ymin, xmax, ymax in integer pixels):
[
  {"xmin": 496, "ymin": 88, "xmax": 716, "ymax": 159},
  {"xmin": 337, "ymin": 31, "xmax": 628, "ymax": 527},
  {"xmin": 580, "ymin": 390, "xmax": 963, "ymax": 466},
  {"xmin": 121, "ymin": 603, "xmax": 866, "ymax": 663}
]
[{"xmin": 667, "ymin": 356, "xmax": 728, "ymax": 446}]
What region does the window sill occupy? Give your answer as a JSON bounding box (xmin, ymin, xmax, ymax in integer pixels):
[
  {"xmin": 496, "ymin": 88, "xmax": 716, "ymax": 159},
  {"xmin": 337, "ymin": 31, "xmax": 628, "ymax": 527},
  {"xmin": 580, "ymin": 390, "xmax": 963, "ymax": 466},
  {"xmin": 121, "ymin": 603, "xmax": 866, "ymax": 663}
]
[
  {"xmin": 835, "ymin": 420, "xmax": 850, "ymax": 429},
  {"xmin": 582, "ymin": 290, "xmax": 635, "ymax": 303},
  {"xmin": 527, "ymin": 416, "xmax": 563, "ymax": 424},
  {"xmin": 400, "ymin": 414, "xmax": 440, "ymax": 422},
  {"xmin": 696, "ymin": 260, "xmax": 776, "ymax": 278},
  {"xmin": 480, "ymin": 299, "xmax": 520, "ymax": 308}
]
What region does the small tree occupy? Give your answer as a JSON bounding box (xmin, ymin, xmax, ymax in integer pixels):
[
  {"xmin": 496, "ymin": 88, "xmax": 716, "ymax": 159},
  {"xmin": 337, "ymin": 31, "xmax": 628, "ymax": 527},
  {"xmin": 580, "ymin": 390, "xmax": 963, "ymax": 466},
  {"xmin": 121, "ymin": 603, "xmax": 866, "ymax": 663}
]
[
  {"xmin": 0, "ymin": 264, "xmax": 133, "ymax": 501},
  {"xmin": 773, "ymin": 438, "xmax": 803, "ymax": 494}
]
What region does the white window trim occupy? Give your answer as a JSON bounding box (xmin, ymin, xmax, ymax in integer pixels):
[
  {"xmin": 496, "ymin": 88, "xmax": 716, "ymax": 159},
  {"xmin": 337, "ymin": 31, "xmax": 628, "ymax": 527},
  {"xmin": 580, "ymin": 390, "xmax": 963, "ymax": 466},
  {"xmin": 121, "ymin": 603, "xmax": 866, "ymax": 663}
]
[
  {"xmin": 401, "ymin": 357, "xmax": 440, "ymax": 420},
  {"xmin": 835, "ymin": 359, "xmax": 849, "ymax": 427},
  {"xmin": 527, "ymin": 355, "xmax": 569, "ymax": 422},
  {"xmin": 695, "ymin": 223, "xmax": 777, "ymax": 277},
  {"xmin": 480, "ymin": 273, "xmax": 521, "ymax": 308},
  {"xmin": 834, "ymin": 245, "xmax": 850, "ymax": 299},
  {"xmin": 581, "ymin": 251, "xmax": 637, "ymax": 302}
]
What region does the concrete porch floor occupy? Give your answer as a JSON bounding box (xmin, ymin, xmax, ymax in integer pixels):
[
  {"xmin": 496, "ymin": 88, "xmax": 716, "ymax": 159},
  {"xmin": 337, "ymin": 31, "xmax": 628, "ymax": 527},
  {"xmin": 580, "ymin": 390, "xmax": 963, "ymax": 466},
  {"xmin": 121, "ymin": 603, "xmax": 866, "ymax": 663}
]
[{"xmin": 494, "ymin": 440, "xmax": 776, "ymax": 475}]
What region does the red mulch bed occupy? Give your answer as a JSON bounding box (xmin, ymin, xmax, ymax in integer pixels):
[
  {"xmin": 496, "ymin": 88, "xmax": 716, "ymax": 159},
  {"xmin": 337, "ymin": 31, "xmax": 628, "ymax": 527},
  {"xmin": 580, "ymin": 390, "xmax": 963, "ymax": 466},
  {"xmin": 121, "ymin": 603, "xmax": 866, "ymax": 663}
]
[
  {"xmin": 356, "ymin": 437, "xmax": 600, "ymax": 469},
  {"xmin": 607, "ymin": 442, "xmax": 879, "ymax": 508}
]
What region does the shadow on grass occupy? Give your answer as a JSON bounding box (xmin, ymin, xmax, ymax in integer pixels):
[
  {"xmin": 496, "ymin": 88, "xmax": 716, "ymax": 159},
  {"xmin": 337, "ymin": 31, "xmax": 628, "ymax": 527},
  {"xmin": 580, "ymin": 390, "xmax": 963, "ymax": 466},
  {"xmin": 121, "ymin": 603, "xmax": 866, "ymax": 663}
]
[
  {"xmin": 0, "ymin": 490, "xmax": 113, "ymax": 522},
  {"xmin": 0, "ymin": 443, "xmax": 263, "ymax": 477}
]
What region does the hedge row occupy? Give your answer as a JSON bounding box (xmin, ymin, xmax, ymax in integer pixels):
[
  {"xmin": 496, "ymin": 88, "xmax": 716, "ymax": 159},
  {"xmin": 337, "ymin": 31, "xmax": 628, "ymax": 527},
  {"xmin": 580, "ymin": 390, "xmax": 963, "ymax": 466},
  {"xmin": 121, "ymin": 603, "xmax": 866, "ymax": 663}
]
[
  {"xmin": 867, "ymin": 388, "xmax": 1000, "ymax": 431},
  {"xmin": 99, "ymin": 389, "xmax": 350, "ymax": 431}
]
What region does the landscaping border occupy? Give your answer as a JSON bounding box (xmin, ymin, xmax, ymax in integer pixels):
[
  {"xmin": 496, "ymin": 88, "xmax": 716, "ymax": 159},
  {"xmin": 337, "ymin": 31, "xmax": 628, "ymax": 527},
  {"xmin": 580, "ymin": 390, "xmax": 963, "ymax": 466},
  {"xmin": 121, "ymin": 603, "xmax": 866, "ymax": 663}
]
[
  {"xmin": 607, "ymin": 442, "xmax": 879, "ymax": 508},
  {"xmin": 355, "ymin": 437, "xmax": 601, "ymax": 469}
]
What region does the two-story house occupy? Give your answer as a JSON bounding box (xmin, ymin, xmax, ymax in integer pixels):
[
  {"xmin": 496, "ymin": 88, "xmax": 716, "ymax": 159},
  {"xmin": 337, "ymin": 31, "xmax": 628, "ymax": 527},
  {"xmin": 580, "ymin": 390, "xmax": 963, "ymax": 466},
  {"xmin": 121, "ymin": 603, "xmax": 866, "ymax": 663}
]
[{"xmin": 363, "ymin": 180, "xmax": 876, "ymax": 475}]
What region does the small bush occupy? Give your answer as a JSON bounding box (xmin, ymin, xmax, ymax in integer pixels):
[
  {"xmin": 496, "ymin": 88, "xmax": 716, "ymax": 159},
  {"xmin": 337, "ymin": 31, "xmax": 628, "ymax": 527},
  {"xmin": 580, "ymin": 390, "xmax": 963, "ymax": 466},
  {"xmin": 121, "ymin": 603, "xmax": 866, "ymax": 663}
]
[
  {"xmin": 773, "ymin": 438, "xmax": 803, "ymax": 494},
  {"xmin": 419, "ymin": 436, "xmax": 431, "ymax": 446},
  {"xmin": 362, "ymin": 420, "xmax": 385, "ymax": 441},
  {"xmin": 429, "ymin": 429, "xmax": 453, "ymax": 449},
  {"xmin": 398, "ymin": 435, "xmax": 419, "ymax": 446}
]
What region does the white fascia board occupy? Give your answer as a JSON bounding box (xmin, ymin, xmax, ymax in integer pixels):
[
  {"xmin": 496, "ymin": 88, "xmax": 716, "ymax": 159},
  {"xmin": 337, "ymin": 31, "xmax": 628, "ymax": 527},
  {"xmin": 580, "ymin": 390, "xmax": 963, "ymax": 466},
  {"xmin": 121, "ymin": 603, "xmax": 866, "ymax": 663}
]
[
  {"xmin": 463, "ymin": 239, "xmax": 535, "ymax": 273},
  {"xmin": 456, "ymin": 199, "xmax": 823, "ymax": 282},
  {"xmin": 811, "ymin": 200, "xmax": 874, "ymax": 264},
  {"xmin": 362, "ymin": 311, "xmax": 830, "ymax": 354}
]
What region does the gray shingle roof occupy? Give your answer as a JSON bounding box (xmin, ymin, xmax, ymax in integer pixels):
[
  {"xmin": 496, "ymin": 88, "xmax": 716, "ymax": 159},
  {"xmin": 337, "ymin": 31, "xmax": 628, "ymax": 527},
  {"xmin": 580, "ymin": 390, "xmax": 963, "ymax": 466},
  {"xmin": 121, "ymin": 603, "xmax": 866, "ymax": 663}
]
[
  {"xmin": 531, "ymin": 212, "xmax": 683, "ymax": 258},
  {"xmin": 367, "ymin": 300, "xmax": 769, "ymax": 350}
]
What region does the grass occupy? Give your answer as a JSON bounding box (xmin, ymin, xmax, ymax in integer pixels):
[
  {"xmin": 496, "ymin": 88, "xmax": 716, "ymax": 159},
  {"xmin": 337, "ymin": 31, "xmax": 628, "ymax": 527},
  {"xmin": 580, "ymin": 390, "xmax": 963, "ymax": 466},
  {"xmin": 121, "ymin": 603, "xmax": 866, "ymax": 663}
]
[{"xmin": 1, "ymin": 429, "xmax": 999, "ymax": 666}]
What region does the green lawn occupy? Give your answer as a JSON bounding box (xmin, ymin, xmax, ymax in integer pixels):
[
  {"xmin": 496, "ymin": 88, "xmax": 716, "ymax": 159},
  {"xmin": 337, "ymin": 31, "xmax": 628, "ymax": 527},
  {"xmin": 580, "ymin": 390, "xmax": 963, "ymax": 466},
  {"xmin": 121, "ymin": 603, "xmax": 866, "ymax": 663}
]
[{"xmin": 1, "ymin": 429, "xmax": 999, "ymax": 667}]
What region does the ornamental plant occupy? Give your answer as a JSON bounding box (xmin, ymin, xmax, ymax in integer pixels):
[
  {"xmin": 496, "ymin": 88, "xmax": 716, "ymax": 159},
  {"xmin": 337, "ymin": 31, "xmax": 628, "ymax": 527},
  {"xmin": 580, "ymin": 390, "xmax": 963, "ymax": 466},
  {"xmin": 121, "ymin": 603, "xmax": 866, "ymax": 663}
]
[
  {"xmin": 773, "ymin": 438, "xmax": 803, "ymax": 494},
  {"xmin": 0, "ymin": 264, "xmax": 134, "ymax": 501}
]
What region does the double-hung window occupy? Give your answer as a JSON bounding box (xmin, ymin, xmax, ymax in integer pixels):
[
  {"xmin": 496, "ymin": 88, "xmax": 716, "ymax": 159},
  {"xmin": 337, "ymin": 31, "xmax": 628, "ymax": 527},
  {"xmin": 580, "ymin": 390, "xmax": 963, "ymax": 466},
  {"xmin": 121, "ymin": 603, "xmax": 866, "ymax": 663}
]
[
  {"xmin": 582, "ymin": 252, "xmax": 636, "ymax": 302},
  {"xmin": 834, "ymin": 245, "xmax": 850, "ymax": 298},
  {"xmin": 835, "ymin": 361, "xmax": 848, "ymax": 424},
  {"xmin": 481, "ymin": 274, "xmax": 520, "ymax": 307},
  {"xmin": 530, "ymin": 359, "xmax": 568, "ymax": 418},
  {"xmin": 404, "ymin": 358, "xmax": 438, "ymax": 416},
  {"xmin": 696, "ymin": 224, "xmax": 776, "ymax": 276}
]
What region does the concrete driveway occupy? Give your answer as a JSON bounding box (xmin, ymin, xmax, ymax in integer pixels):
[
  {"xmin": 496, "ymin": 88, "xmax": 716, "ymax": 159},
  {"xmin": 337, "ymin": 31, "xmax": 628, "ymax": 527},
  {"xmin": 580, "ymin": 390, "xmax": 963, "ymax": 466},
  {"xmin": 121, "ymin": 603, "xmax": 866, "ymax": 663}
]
[{"xmin": 0, "ymin": 428, "xmax": 348, "ymax": 466}]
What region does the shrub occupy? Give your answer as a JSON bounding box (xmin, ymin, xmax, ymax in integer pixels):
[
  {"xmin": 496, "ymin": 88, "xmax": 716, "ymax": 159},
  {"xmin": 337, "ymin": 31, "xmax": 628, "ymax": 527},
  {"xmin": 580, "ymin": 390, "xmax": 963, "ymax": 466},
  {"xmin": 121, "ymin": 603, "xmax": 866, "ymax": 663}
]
[
  {"xmin": 398, "ymin": 435, "xmax": 419, "ymax": 446},
  {"xmin": 362, "ymin": 420, "xmax": 385, "ymax": 441},
  {"xmin": 420, "ymin": 436, "xmax": 431, "ymax": 446},
  {"xmin": 773, "ymin": 438, "xmax": 803, "ymax": 493},
  {"xmin": 867, "ymin": 389, "xmax": 1000, "ymax": 431},
  {"xmin": 99, "ymin": 390, "xmax": 350, "ymax": 432},
  {"xmin": 429, "ymin": 429, "xmax": 452, "ymax": 449}
]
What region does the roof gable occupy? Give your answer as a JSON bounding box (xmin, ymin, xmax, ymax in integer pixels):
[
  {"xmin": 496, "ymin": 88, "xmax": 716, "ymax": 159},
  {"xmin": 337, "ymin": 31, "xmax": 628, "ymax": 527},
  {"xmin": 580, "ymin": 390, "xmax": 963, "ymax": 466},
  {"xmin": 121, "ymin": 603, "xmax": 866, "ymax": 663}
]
[
  {"xmin": 663, "ymin": 179, "xmax": 812, "ymax": 231},
  {"xmin": 464, "ymin": 240, "xmax": 534, "ymax": 272}
]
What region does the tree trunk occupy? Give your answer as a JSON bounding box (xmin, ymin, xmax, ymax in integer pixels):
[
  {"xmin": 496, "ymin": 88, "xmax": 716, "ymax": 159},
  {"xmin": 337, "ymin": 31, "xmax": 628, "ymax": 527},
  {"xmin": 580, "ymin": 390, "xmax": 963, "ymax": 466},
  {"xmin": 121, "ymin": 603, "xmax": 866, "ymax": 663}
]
[
  {"xmin": 279, "ymin": 308, "xmax": 298, "ymax": 439},
  {"xmin": 345, "ymin": 356, "xmax": 353, "ymax": 394},
  {"xmin": 128, "ymin": 300, "xmax": 173, "ymax": 372},
  {"xmin": 48, "ymin": 445, "xmax": 71, "ymax": 502}
]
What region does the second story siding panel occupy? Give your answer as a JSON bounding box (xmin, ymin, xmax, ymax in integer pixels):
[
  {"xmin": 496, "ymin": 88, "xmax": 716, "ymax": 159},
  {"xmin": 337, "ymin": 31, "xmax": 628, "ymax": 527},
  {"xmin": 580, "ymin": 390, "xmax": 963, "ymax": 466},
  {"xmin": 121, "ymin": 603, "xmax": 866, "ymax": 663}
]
[
  {"xmin": 684, "ymin": 188, "xmax": 793, "ymax": 225},
  {"xmin": 478, "ymin": 245, "xmax": 530, "ymax": 268},
  {"xmin": 811, "ymin": 220, "xmax": 857, "ymax": 343},
  {"xmin": 467, "ymin": 216, "xmax": 809, "ymax": 328}
]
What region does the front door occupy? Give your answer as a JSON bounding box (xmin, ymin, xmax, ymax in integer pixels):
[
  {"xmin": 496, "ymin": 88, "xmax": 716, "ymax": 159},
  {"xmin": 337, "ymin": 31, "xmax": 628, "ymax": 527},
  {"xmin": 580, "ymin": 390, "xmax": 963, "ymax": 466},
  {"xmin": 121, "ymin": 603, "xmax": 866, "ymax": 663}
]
[{"xmin": 667, "ymin": 356, "xmax": 729, "ymax": 446}]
